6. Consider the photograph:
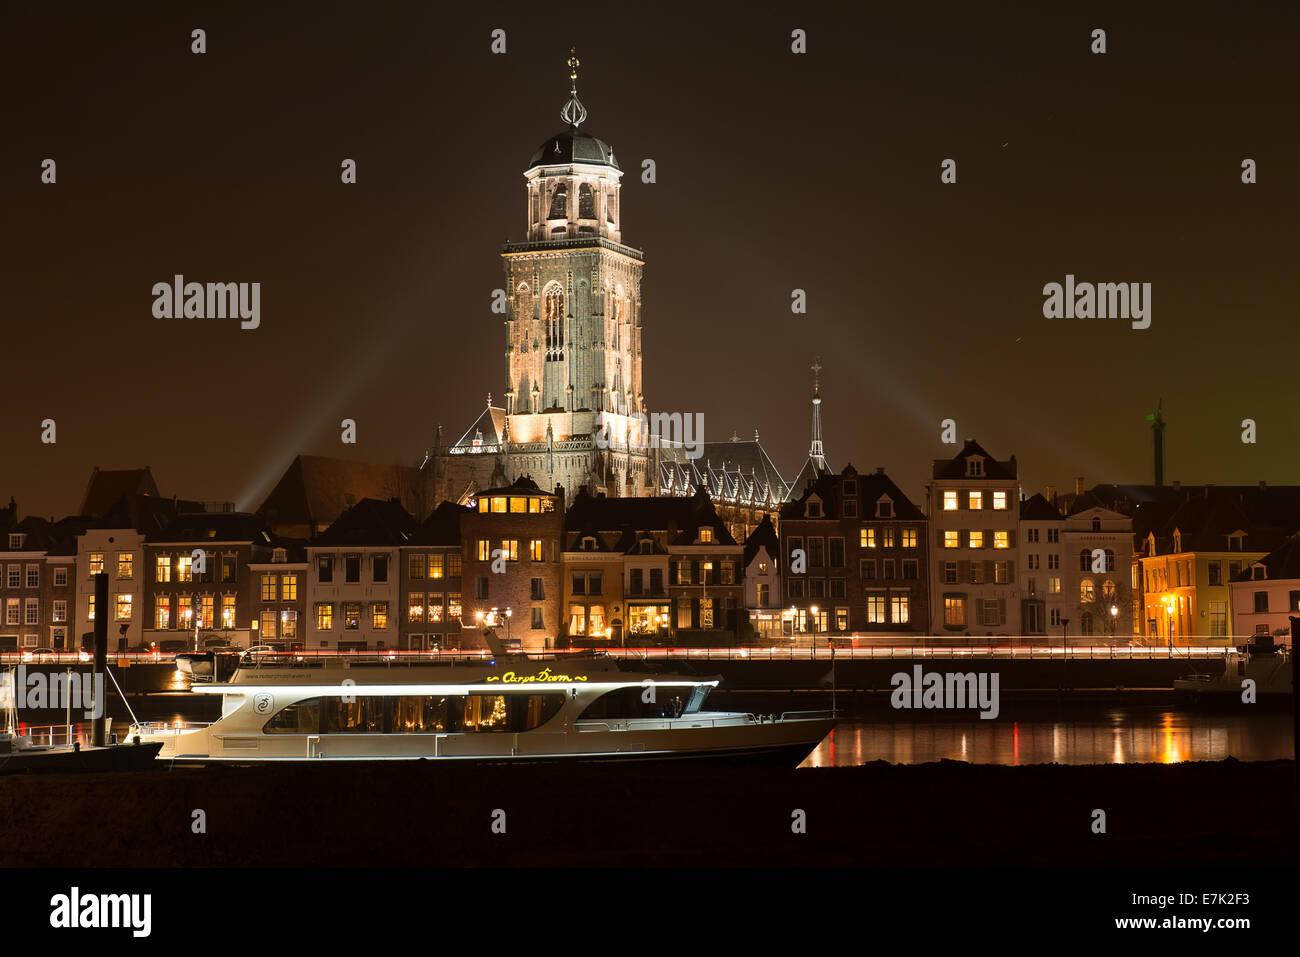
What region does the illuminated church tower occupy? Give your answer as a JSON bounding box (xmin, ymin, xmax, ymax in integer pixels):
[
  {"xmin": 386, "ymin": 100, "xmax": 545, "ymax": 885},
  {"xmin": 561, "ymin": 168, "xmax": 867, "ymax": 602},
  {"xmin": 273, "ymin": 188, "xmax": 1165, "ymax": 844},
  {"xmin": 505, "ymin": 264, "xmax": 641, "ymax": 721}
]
[{"xmin": 432, "ymin": 50, "xmax": 653, "ymax": 502}]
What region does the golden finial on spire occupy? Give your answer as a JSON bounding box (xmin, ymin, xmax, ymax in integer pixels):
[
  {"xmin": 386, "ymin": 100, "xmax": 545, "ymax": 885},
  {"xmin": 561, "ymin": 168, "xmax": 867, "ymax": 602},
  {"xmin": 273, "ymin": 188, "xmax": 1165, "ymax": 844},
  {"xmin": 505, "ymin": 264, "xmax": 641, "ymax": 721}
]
[{"xmin": 560, "ymin": 46, "xmax": 588, "ymax": 128}]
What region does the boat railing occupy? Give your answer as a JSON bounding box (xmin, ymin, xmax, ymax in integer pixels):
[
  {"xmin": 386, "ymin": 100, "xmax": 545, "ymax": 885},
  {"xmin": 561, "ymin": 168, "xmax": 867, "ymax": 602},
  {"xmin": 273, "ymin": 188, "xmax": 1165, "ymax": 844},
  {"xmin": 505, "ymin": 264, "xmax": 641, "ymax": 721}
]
[
  {"xmin": 130, "ymin": 720, "xmax": 215, "ymax": 735},
  {"xmin": 18, "ymin": 723, "xmax": 96, "ymax": 748}
]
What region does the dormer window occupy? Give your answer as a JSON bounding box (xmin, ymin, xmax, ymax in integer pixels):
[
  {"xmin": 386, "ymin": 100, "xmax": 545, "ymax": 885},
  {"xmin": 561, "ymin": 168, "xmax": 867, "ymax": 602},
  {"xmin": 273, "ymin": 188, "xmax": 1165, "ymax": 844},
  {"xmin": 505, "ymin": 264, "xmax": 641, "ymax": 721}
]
[
  {"xmin": 699, "ymin": 528, "xmax": 713, "ymax": 544},
  {"xmin": 965, "ymin": 457, "xmax": 985, "ymax": 477},
  {"xmin": 1252, "ymin": 564, "xmax": 1266, "ymax": 580},
  {"xmin": 1091, "ymin": 516, "xmax": 1102, "ymax": 531},
  {"xmin": 272, "ymin": 548, "xmax": 287, "ymax": 563},
  {"xmin": 581, "ymin": 536, "xmax": 598, "ymax": 552},
  {"xmin": 1228, "ymin": 532, "xmax": 1245, "ymax": 552},
  {"xmin": 806, "ymin": 501, "xmax": 822, "ymax": 518},
  {"xmin": 8, "ymin": 533, "xmax": 23, "ymax": 549},
  {"xmin": 639, "ymin": 538, "xmax": 654, "ymax": 554},
  {"xmin": 876, "ymin": 499, "xmax": 893, "ymax": 518}
]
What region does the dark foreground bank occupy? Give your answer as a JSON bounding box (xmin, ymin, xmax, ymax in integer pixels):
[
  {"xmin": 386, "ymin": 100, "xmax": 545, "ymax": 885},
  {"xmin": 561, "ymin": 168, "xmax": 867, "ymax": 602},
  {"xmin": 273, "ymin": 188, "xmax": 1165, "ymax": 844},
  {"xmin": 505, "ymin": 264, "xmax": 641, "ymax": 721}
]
[{"xmin": 1, "ymin": 759, "xmax": 1294, "ymax": 868}]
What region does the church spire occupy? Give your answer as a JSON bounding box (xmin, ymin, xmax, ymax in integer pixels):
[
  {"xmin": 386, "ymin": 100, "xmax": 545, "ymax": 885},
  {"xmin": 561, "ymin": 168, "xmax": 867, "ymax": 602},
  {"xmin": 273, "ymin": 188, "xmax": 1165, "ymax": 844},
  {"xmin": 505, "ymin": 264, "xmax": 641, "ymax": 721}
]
[
  {"xmin": 808, "ymin": 358, "xmax": 826, "ymax": 468},
  {"xmin": 560, "ymin": 47, "xmax": 588, "ymax": 129}
]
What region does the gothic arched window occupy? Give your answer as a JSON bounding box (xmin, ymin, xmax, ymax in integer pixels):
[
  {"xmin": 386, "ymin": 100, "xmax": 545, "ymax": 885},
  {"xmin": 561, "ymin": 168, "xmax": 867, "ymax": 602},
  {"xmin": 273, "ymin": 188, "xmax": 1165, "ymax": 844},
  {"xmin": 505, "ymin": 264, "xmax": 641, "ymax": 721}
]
[
  {"xmin": 578, "ymin": 183, "xmax": 595, "ymax": 219},
  {"xmin": 544, "ymin": 285, "xmax": 565, "ymax": 359}
]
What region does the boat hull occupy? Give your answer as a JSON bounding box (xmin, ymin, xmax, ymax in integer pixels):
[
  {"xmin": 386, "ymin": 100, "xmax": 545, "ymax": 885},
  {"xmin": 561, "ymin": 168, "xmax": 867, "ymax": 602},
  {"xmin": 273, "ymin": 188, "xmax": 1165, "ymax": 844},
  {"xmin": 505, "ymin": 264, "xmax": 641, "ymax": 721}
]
[{"xmin": 0, "ymin": 741, "xmax": 164, "ymax": 775}]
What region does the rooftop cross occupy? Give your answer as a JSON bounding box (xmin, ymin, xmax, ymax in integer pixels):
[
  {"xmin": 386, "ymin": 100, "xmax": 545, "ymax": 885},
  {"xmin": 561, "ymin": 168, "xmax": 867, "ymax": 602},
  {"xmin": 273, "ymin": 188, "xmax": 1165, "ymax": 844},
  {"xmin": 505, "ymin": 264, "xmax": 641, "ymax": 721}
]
[{"xmin": 560, "ymin": 47, "xmax": 588, "ymax": 129}]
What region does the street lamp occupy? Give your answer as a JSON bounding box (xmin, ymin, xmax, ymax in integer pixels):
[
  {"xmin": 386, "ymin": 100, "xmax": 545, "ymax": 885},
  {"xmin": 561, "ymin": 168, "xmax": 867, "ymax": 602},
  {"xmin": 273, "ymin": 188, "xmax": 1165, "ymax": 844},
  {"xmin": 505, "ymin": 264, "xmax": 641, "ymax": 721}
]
[
  {"xmin": 504, "ymin": 606, "xmax": 512, "ymax": 646},
  {"xmin": 810, "ymin": 605, "xmax": 819, "ymax": 655},
  {"xmin": 1109, "ymin": 603, "xmax": 1119, "ymax": 644}
]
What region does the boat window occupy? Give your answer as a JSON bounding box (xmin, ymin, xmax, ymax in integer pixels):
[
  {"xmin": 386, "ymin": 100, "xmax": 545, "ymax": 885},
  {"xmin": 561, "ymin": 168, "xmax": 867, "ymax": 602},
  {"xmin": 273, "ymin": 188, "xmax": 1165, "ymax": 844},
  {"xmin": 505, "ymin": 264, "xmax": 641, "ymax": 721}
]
[
  {"xmin": 577, "ymin": 685, "xmax": 697, "ymax": 720},
  {"xmin": 265, "ymin": 694, "xmax": 566, "ymax": 734},
  {"xmin": 264, "ymin": 698, "xmax": 322, "ymax": 734}
]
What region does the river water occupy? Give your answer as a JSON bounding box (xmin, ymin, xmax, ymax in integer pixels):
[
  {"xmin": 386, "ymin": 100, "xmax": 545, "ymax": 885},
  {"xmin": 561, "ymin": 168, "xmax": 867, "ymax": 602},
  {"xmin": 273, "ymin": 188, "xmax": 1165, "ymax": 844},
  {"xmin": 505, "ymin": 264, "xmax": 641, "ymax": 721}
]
[
  {"xmin": 799, "ymin": 706, "xmax": 1294, "ymax": 767},
  {"xmin": 63, "ymin": 694, "xmax": 1295, "ymax": 769}
]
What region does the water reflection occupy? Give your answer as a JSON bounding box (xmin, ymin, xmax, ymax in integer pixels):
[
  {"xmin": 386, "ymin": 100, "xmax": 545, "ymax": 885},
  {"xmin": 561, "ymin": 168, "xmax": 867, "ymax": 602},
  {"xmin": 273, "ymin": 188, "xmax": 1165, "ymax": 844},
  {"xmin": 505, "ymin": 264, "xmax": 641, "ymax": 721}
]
[{"xmin": 802, "ymin": 709, "xmax": 1294, "ymax": 767}]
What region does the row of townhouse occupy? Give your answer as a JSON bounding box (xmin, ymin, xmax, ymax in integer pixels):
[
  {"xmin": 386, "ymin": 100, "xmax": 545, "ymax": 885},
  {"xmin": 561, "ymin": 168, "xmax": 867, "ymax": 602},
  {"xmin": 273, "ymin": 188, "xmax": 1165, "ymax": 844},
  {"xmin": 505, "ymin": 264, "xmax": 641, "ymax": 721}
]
[
  {"xmin": 771, "ymin": 444, "xmax": 1138, "ymax": 642},
  {"xmin": 7, "ymin": 460, "xmax": 1298, "ymax": 651}
]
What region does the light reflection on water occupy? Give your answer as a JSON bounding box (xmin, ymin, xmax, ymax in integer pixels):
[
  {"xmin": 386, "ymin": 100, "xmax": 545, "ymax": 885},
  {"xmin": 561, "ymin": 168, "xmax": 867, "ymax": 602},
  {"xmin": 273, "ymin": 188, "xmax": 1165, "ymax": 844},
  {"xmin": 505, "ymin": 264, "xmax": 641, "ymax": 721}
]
[{"xmin": 801, "ymin": 709, "xmax": 1295, "ymax": 767}]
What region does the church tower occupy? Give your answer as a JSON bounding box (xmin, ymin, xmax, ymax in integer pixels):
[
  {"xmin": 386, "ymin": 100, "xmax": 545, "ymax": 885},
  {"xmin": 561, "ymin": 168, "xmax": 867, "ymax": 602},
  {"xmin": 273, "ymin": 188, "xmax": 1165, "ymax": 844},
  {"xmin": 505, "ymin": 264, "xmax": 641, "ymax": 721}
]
[{"xmin": 494, "ymin": 50, "xmax": 650, "ymax": 498}]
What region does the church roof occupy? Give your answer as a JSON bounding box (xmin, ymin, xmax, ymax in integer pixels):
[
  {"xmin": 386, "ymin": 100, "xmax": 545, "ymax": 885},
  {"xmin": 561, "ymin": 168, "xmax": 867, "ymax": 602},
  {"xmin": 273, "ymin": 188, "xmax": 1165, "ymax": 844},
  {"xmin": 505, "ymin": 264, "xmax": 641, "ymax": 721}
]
[
  {"xmin": 78, "ymin": 467, "xmax": 160, "ymax": 518},
  {"xmin": 528, "ymin": 130, "xmax": 619, "ymax": 171},
  {"xmin": 786, "ymin": 456, "xmax": 835, "ymax": 503},
  {"xmin": 657, "ymin": 440, "xmax": 790, "ymax": 507},
  {"xmin": 256, "ymin": 455, "xmax": 423, "ymax": 534},
  {"xmin": 451, "ymin": 406, "xmax": 508, "ymax": 450}
]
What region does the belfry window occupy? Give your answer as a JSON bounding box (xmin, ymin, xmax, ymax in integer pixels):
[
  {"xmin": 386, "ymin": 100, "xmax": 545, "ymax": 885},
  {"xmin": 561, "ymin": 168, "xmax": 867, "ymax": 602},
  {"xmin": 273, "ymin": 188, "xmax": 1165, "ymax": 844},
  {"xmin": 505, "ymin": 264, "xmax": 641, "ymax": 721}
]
[
  {"xmin": 578, "ymin": 183, "xmax": 595, "ymax": 219},
  {"xmin": 547, "ymin": 183, "xmax": 567, "ymax": 219}
]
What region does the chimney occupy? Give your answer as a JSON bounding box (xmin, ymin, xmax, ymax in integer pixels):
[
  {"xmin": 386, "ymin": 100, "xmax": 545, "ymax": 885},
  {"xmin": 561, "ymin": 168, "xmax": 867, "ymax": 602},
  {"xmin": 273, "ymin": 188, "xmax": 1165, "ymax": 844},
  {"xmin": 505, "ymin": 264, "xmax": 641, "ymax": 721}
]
[
  {"xmin": 877, "ymin": 467, "xmax": 885, "ymax": 474},
  {"xmin": 1172, "ymin": 480, "xmax": 1181, "ymax": 492},
  {"xmin": 1046, "ymin": 485, "xmax": 1056, "ymax": 505},
  {"xmin": 1074, "ymin": 477, "xmax": 1085, "ymax": 497}
]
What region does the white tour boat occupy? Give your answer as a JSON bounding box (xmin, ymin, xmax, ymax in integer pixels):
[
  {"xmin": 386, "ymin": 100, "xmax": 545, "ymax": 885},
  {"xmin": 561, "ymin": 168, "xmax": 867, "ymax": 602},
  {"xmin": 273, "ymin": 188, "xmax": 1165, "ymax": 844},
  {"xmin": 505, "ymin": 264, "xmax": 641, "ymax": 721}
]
[{"xmin": 131, "ymin": 650, "xmax": 835, "ymax": 767}]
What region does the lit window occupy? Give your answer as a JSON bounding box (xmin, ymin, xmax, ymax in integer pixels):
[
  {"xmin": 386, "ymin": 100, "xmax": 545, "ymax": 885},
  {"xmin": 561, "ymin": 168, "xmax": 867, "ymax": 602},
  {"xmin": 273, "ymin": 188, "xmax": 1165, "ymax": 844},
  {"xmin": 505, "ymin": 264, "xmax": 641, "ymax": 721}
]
[
  {"xmin": 316, "ymin": 603, "xmax": 334, "ymax": 630},
  {"xmin": 117, "ymin": 553, "xmax": 133, "ymax": 579},
  {"xmin": 969, "ymin": 531, "xmax": 984, "ymax": 549},
  {"xmin": 1080, "ymin": 579, "xmax": 1095, "ymax": 602},
  {"xmin": 944, "ymin": 597, "xmax": 966, "ymax": 627},
  {"xmin": 882, "ymin": 528, "xmax": 895, "ymax": 548},
  {"xmin": 410, "ymin": 592, "xmax": 425, "ymax": 622},
  {"xmin": 509, "ymin": 497, "xmax": 527, "ymax": 514},
  {"xmin": 178, "ymin": 556, "xmax": 193, "ymax": 582},
  {"xmin": 221, "ymin": 595, "xmax": 236, "ymax": 628},
  {"xmin": 281, "ymin": 574, "xmax": 298, "ymax": 601},
  {"xmin": 199, "ymin": 595, "xmax": 214, "ymax": 628},
  {"xmin": 902, "ymin": 529, "xmax": 917, "ymax": 548},
  {"xmin": 529, "ymin": 539, "xmax": 543, "ymax": 561},
  {"xmin": 699, "ymin": 528, "xmax": 713, "ymax": 544},
  {"xmin": 891, "ymin": 593, "xmax": 910, "ymax": 624},
  {"xmin": 155, "ymin": 597, "xmax": 170, "ymax": 630},
  {"xmin": 88, "ymin": 553, "xmax": 104, "ymax": 575},
  {"xmin": 944, "ymin": 531, "xmax": 959, "ymax": 549},
  {"xmin": 969, "ymin": 491, "xmax": 983, "ymax": 510},
  {"xmin": 861, "ymin": 528, "xmax": 876, "ymax": 548},
  {"xmin": 942, "ymin": 491, "xmax": 958, "ymax": 511},
  {"xmin": 499, "ymin": 540, "xmax": 519, "ymax": 561},
  {"xmin": 261, "ymin": 611, "xmax": 277, "ymax": 638},
  {"xmin": 477, "ymin": 540, "xmax": 491, "ymax": 561},
  {"xmin": 429, "ymin": 554, "xmax": 444, "ymax": 579},
  {"xmin": 866, "ymin": 594, "xmax": 887, "ymax": 623},
  {"xmin": 992, "ymin": 491, "xmax": 1007, "ymax": 510},
  {"xmin": 281, "ymin": 610, "xmax": 297, "ymax": 638},
  {"xmin": 261, "ymin": 574, "xmax": 277, "ymax": 601},
  {"xmin": 343, "ymin": 603, "xmax": 361, "ymax": 630},
  {"xmin": 177, "ymin": 596, "xmax": 192, "ymax": 628},
  {"xmin": 994, "ymin": 531, "xmax": 1009, "ymax": 549},
  {"xmin": 155, "ymin": 556, "xmax": 171, "ymax": 582},
  {"xmin": 1048, "ymin": 577, "xmax": 1061, "ymax": 594},
  {"xmin": 116, "ymin": 593, "xmax": 133, "ymax": 621},
  {"xmin": 372, "ymin": 603, "xmax": 388, "ymax": 629}
]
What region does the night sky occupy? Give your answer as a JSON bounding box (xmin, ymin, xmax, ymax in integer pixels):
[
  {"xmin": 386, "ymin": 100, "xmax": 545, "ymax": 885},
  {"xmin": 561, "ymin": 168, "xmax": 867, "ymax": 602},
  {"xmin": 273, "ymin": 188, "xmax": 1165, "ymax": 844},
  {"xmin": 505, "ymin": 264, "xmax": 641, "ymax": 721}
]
[{"xmin": 3, "ymin": 1, "xmax": 1297, "ymax": 520}]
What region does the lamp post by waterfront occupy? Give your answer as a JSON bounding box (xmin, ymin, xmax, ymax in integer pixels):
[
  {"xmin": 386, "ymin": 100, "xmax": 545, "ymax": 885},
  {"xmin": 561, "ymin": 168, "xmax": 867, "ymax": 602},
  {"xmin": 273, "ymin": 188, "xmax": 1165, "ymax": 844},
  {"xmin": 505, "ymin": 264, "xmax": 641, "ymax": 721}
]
[{"xmin": 810, "ymin": 605, "xmax": 819, "ymax": 656}]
